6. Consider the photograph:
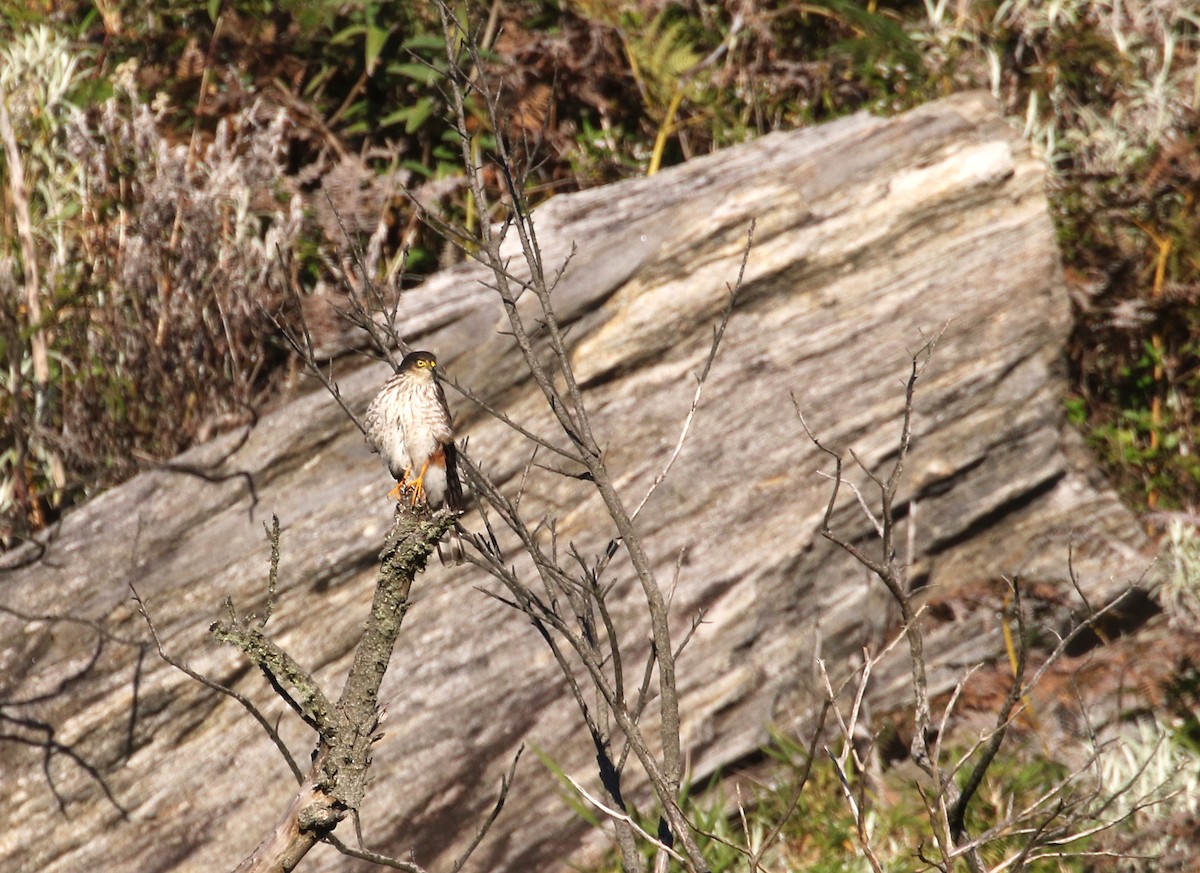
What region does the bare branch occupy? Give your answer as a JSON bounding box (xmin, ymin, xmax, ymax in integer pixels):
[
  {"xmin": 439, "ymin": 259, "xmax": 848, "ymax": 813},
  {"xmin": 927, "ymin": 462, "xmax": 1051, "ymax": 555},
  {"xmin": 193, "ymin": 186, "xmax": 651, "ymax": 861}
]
[
  {"xmin": 949, "ymin": 579, "xmax": 1027, "ymax": 841},
  {"xmin": 564, "ymin": 773, "xmax": 687, "ymax": 865},
  {"xmin": 325, "ymin": 833, "xmax": 430, "ymax": 873},
  {"xmin": 129, "ymin": 583, "xmax": 304, "ymax": 784},
  {"xmin": 225, "ymin": 506, "xmax": 458, "ymax": 871},
  {"xmin": 211, "ymin": 610, "xmax": 334, "ymax": 733}
]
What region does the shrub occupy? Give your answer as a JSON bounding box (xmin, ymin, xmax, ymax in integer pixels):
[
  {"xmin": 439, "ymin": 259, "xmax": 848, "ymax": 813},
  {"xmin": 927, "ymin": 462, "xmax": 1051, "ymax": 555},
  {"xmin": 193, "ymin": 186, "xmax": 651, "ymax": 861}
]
[{"xmin": 1, "ymin": 30, "xmax": 303, "ymax": 543}]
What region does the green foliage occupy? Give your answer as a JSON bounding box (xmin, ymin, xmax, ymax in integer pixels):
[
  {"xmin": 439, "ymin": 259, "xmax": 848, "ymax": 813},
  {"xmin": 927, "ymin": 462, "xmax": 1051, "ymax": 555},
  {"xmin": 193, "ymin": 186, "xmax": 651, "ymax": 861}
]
[
  {"xmin": 619, "ymin": 7, "xmax": 704, "ymax": 115},
  {"xmin": 808, "ymin": 0, "xmax": 924, "ymax": 74},
  {"xmin": 1164, "ymin": 663, "xmax": 1200, "ymax": 754},
  {"xmin": 579, "ymin": 725, "xmax": 1113, "ymax": 873},
  {"xmin": 381, "ymin": 33, "xmax": 458, "ymax": 136},
  {"xmin": 1078, "ymin": 330, "xmax": 1200, "ymax": 508},
  {"xmin": 531, "ymin": 745, "xmax": 605, "ymax": 831},
  {"xmin": 562, "ymin": 0, "xmax": 942, "ymax": 178}
]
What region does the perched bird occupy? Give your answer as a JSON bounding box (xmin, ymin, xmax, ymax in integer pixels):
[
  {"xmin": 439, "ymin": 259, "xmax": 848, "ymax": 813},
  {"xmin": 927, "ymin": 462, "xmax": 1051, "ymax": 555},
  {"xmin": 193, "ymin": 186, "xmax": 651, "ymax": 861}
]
[{"xmin": 364, "ymin": 350, "xmax": 464, "ymax": 563}]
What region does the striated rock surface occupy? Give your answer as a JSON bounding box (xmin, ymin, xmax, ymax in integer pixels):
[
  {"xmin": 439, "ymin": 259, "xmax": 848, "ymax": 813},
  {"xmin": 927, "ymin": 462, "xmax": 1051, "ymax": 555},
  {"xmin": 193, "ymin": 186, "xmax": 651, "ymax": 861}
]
[{"xmin": 0, "ymin": 92, "xmax": 1151, "ymax": 872}]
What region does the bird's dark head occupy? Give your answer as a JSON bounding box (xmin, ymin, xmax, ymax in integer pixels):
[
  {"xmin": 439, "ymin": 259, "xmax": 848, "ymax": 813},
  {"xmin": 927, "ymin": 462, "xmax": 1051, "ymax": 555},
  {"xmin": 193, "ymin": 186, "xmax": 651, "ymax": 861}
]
[{"xmin": 399, "ymin": 350, "xmax": 438, "ymax": 378}]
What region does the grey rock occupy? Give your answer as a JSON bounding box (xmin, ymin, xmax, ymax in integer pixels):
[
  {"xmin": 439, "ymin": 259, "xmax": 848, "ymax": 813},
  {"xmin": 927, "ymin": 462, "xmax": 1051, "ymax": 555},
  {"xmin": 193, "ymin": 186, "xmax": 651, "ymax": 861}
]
[{"xmin": 0, "ymin": 92, "xmax": 1150, "ymax": 873}]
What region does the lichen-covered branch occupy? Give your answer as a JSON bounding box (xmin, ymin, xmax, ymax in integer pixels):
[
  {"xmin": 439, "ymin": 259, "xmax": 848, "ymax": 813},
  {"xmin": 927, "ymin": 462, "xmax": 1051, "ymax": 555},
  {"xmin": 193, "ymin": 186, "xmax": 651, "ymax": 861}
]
[
  {"xmin": 210, "ymin": 618, "xmax": 334, "ymax": 732},
  {"xmin": 224, "ymin": 505, "xmax": 458, "ymax": 873},
  {"xmin": 323, "ymin": 508, "xmax": 458, "ymax": 811}
]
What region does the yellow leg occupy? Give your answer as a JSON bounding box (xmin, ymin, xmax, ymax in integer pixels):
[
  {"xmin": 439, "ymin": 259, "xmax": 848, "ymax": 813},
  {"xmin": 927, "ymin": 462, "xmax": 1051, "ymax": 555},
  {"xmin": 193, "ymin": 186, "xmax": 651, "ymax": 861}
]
[{"xmin": 408, "ymin": 459, "xmax": 430, "ymax": 506}]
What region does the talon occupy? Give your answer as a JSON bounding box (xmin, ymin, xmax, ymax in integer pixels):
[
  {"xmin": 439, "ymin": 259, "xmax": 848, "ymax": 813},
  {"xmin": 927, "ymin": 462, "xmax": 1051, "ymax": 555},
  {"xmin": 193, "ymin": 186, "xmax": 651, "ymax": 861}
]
[{"xmin": 388, "ymin": 468, "xmax": 414, "ymax": 502}]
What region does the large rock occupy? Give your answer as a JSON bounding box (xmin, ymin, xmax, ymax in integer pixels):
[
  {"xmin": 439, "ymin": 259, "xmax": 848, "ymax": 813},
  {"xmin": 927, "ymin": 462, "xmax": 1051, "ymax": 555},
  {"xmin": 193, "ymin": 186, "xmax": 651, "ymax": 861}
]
[{"xmin": 0, "ymin": 92, "xmax": 1150, "ymax": 872}]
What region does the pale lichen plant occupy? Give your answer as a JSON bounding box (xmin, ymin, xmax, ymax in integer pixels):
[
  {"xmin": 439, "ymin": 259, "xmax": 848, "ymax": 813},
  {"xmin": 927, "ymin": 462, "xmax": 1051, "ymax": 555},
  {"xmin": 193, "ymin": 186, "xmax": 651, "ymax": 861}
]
[
  {"xmin": 0, "ymin": 25, "xmax": 85, "ymax": 527},
  {"xmin": 1096, "ymin": 712, "xmax": 1200, "ymax": 861},
  {"xmin": 3, "ymin": 21, "xmax": 306, "ymax": 536},
  {"xmin": 1091, "ymin": 518, "xmax": 1200, "ymax": 862},
  {"xmin": 1157, "ymin": 517, "xmax": 1200, "ymax": 631},
  {"xmin": 1001, "ymin": 0, "xmax": 1198, "ymax": 171}
]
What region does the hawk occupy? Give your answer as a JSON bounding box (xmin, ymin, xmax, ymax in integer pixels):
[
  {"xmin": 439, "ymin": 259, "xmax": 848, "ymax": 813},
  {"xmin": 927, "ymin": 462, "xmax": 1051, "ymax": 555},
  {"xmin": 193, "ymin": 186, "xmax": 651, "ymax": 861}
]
[{"xmin": 365, "ymin": 350, "xmax": 464, "ymax": 563}]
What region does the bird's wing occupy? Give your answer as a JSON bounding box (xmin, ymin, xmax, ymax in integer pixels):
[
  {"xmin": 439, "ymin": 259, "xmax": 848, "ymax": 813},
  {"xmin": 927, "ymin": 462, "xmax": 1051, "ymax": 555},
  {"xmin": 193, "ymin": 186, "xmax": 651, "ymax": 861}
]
[
  {"xmin": 364, "ymin": 382, "xmax": 388, "ymax": 454},
  {"xmin": 434, "ymin": 380, "xmax": 455, "ymax": 440},
  {"xmin": 365, "ymin": 377, "xmax": 413, "ymax": 480}
]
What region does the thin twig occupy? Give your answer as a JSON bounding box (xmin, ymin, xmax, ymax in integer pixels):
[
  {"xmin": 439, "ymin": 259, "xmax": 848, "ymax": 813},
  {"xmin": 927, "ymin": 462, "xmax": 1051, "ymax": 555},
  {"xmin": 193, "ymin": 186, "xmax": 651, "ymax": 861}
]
[
  {"xmin": 564, "ymin": 774, "xmax": 688, "ymax": 865},
  {"xmin": 325, "ymin": 834, "xmax": 430, "ymax": 873},
  {"xmin": 128, "ymin": 583, "xmax": 304, "ymax": 783},
  {"xmin": 451, "ymin": 744, "xmax": 525, "ymax": 873},
  {"xmin": 262, "ymin": 246, "xmax": 367, "ymax": 434},
  {"xmin": 631, "ymin": 219, "xmax": 755, "ymax": 521},
  {"xmin": 257, "ymin": 514, "xmax": 281, "ymax": 629},
  {"xmin": 748, "ymin": 699, "xmax": 830, "ymax": 870},
  {"xmin": 950, "ymin": 579, "xmax": 1026, "ymax": 841}
]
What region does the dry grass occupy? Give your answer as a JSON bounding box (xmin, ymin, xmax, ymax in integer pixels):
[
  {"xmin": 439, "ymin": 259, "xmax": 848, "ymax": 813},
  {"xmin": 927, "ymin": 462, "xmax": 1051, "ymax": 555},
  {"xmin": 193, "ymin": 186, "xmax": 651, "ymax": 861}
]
[{"xmin": 1, "ymin": 30, "xmax": 303, "ymax": 543}]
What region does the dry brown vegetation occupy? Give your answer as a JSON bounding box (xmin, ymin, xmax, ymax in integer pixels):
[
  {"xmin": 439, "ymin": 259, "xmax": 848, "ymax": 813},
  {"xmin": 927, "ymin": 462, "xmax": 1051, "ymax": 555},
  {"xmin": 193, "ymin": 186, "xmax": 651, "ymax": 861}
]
[{"xmin": 3, "ymin": 1, "xmax": 1198, "ymax": 542}]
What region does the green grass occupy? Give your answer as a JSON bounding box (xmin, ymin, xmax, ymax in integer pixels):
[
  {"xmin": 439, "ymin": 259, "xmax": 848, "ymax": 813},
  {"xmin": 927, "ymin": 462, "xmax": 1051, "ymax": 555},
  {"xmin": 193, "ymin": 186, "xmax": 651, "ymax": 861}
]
[{"xmin": 581, "ymin": 733, "xmax": 1103, "ymax": 873}]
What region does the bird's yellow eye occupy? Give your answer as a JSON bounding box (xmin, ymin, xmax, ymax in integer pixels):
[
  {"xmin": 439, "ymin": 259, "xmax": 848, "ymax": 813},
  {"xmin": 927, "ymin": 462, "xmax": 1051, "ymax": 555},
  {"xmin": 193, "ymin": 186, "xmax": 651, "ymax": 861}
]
[{"xmin": 417, "ymin": 360, "xmax": 427, "ymax": 368}]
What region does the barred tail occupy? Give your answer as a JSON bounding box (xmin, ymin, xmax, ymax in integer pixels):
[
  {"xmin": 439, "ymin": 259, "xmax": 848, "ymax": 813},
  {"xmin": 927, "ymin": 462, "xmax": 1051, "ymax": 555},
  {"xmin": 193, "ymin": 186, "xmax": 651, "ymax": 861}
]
[
  {"xmin": 437, "ymin": 527, "xmax": 465, "ymax": 566},
  {"xmin": 443, "ymin": 440, "xmax": 464, "ymax": 512},
  {"xmin": 438, "ymin": 441, "xmax": 466, "ymax": 565}
]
